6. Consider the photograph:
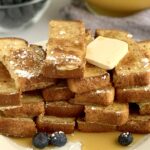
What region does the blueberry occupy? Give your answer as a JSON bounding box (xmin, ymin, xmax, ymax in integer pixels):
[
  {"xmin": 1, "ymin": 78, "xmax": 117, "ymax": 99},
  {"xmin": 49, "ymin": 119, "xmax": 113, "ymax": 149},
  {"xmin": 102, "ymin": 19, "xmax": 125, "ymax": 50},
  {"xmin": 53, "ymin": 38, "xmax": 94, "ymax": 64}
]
[
  {"xmin": 49, "ymin": 131, "xmax": 67, "ymax": 147},
  {"xmin": 118, "ymin": 132, "xmax": 133, "ymax": 146},
  {"xmin": 32, "ymin": 132, "xmax": 49, "ymax": 149}
]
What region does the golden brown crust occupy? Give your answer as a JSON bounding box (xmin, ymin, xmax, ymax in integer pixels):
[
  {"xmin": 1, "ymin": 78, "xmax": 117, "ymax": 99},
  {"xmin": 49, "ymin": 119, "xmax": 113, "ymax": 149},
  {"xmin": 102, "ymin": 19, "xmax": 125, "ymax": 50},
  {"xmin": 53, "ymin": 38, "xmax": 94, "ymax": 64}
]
[
  {"xmin": 96, "ymin": 29, "xmax": 150, "ymax": 87},
  {"xmin": 0, "ymin": 62, "xmax": 11, "ymax": 81},
  {"xmin": 113, "ymin": 72, "xmax": 150, "ymax": 88},
  {"xmin": 0, "ymin": 38, "xmax": 28, "ymax": 61},
  {"xmin": 67, "ymin": 64, "xmax": 110, "ymax": 94},
  {"xmin": 49, "ymin": 20, "xmax": 86, "ymax": 39},
  {"xmin": 68, "ymin": 76, "xmax": 110, "ymax": 94},
  {"xmin": 0, "ymin": 37, "xmax": 28, "ymax": 43},
  {"xmin": 67, "ymin": 53, "xmax": 111, "ymax": 95},
  {"xmin": 138, "ymin": 102, "xmax": 150, "ymax": 115},
  {"xmin": 70, "ymin": 87, "xmax": 114, "ymax": 106},
  {"xmin": 2, "ymin": 44, "xmax": 55, "ymax": 91},
  {"xmin": 77, "ymin": 119, "xmax": 116, "ymax": 132},
  {"xmin": 45, "ymin": 101, "xmax": 84, "ymax": 117},
  {"xmin": 95, "ymin": 29, "xmax": 137, "ymax": 52},
  {"xmin": 113, "ymin": 43, "xmax": 150, "ymax": 87},
  {"xmin": 117, "ymin": 115, "xmax": 150, "ymax": 133},
  {"xmin": 116, "ymin": 86, "xmax": 150, "ymax": 103},
  {"xmin": 85, "ymin": 29, "xmax": 93, "ymax": 44},
  {"xmin": 42, "ymin": 64, "xmax": 85, "ymax": 79},
  {"xmin": 43, "ymin": 20, "xmax": 86, "ymax": 78},
  {"xmin": 85, "ymin": 103, "xmax": 129, "ymax": 126},
  {"xmin": 42, "ymin": 82, "xmax": 74, "ymax": 102},
  {"xmin": 0, "ymin": 117, "xmax": 37, "ymax": 137},
  {"xmin": 17, "ymin": 74, "xmax": 55, "ymax": 92},
  {"xmin": 1, "ymin": 101, "xmax": 44, "ymax": 118},
  {"xmin": 0, "ymin": 93, "xmax": 21, "ymax": 106},
  {"xmin": 36, "ymin": 116, "xmax": 75, "ymax": 134},
  {"xmin": 0, "ymin": 63, "xmax": 21, "ymax": 106},
  {"xmin": 95, "ymin": 29, "xmax": 132, "ymax": 41},
  {"xmin": 0, "ymin": 38, "xmax": 28, "ymax": 50},
  {"xmin": 113, "ymin": 39, "xmax": 150, "ymax": 87}
]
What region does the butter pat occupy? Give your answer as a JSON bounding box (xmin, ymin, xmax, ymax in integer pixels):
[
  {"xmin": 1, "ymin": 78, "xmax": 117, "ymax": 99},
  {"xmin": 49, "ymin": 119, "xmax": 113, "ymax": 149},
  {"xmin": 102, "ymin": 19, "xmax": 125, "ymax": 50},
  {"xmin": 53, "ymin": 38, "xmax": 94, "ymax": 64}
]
[{"xmin": 86, "ymin": 36, "xmax": 128, "ymax": 70}]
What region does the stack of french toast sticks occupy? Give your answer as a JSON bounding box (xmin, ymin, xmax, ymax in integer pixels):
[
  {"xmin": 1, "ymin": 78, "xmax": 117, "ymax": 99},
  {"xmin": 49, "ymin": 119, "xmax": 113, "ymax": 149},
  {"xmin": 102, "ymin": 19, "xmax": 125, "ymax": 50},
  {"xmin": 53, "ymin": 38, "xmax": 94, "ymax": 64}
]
[{"xmin": 0, "ymin": 20, "xmax": 150, "ymax": 138}]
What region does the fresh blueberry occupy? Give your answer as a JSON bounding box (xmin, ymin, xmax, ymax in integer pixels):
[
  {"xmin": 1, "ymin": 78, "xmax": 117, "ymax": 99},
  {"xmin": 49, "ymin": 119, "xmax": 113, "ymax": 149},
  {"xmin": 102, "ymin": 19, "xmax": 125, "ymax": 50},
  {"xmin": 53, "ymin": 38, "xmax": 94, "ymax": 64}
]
[
  {"xmin": 118, "ymin": 132, "xmax": 133, "ymax": 146},
  {"xmin": 32, "ymin": 132, "xmax": 49, "ymax": 149},
  {"xmin": 49, "ymin": 131, "xmax": 67, "ymax": 147}
]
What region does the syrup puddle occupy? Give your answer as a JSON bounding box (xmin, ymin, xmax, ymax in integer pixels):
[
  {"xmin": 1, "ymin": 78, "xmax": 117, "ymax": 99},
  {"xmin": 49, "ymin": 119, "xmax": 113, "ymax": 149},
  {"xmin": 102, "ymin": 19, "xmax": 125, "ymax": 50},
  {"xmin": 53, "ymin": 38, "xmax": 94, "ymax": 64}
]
[{"xmin": 11, "ymin": 131, "xmax": 144, "ymax": 150}]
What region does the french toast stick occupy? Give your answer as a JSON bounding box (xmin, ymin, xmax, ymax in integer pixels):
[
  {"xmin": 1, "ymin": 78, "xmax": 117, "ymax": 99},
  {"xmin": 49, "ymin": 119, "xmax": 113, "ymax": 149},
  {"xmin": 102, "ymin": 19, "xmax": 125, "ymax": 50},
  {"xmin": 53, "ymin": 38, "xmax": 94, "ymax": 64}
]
[{"xmin": 43, "ymin": 20, "xmax": 86, "ymax": 78}]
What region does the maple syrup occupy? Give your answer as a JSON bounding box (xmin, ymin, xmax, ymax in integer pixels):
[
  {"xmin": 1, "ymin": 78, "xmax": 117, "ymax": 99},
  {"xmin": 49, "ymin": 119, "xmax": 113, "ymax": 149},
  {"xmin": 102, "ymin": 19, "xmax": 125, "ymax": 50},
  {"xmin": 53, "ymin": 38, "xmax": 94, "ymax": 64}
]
[{"xmin": 11, "ymin": 131, "xmax": 144, "ymax": 150}]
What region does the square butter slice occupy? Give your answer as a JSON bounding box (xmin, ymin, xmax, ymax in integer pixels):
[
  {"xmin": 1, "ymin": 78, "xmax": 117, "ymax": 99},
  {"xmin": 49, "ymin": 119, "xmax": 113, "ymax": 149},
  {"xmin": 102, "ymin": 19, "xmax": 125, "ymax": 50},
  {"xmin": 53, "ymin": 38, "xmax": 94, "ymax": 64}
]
[{"xmin": 86, "ymin": 36, "xmax": 128, "ymax": 70}]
